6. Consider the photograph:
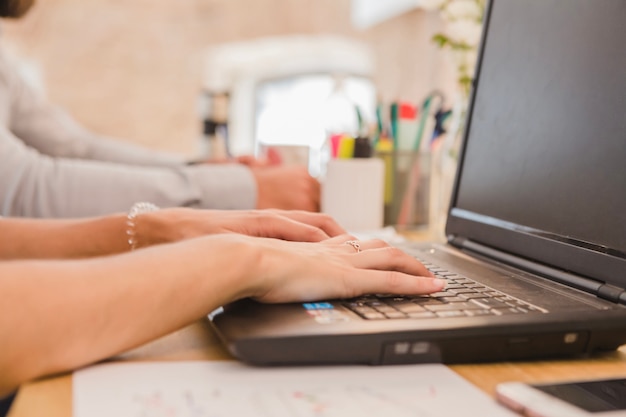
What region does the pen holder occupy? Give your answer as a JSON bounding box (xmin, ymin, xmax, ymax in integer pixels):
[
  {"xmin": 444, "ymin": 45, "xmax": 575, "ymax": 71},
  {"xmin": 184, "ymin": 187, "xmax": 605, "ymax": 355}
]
[{"xmin": 375, "ymin": 150, "xmax": 431, "ymax": 228}]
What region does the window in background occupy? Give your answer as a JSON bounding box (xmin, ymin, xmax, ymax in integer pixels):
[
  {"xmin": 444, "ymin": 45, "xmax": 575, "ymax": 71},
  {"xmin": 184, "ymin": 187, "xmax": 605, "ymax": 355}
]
[
  {"xmin": 202, "ymin": 35, "xmax": 375, "ymax": 176},
  {"xmin": 254, "ymin": 73, "xmax": 376, "ymax": 176}
]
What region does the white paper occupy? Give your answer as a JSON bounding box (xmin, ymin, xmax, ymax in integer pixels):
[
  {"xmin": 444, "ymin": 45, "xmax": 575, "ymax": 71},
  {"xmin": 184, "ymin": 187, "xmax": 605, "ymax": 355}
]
[{"xmin": 73, "ymin": 361, "xmax": 516, "ymax": 417}]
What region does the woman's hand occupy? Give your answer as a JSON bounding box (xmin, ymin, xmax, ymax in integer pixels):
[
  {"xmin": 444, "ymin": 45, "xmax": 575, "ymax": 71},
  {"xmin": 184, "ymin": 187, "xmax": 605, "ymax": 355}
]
[
  {"xmin": 0, "ymin": 232, "xmax": 441, "ymax": 393},
  {"xmin": 234, "ymin": 234, "xmax": 445, "ymax": 303},
  {"xmin": 251, "ymin": 165, "xmax": 321, "ymax": 212},
  {"xmin": 139, "ymin": 208, "xmax": 347, "ymax": 248}
]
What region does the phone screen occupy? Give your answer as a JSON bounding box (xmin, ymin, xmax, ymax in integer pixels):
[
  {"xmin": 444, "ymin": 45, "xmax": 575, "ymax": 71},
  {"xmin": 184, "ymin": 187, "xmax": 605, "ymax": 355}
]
[{"xmin": 533, "ymin": 378, "xmax": 626, "ymax": 413}]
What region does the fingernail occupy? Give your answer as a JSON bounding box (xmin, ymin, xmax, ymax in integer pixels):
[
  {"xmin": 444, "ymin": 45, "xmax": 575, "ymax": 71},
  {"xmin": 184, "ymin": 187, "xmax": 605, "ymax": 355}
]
[{"xmin": 434, "ymin": 278, "xmax": 446, "ymax": 289}]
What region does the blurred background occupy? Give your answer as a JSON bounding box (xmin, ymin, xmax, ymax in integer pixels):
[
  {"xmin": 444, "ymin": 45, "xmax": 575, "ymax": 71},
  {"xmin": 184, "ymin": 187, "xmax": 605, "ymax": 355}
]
[{"xmin": 1, "ymin": 0, "xmax": 460, "ymax": 158}]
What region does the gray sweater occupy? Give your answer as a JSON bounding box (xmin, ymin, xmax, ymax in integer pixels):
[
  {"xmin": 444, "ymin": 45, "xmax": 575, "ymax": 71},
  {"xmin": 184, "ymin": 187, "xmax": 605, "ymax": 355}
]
[{"xmin": 0, "ymin": 49, "xmax": 255, "ymax": 218}]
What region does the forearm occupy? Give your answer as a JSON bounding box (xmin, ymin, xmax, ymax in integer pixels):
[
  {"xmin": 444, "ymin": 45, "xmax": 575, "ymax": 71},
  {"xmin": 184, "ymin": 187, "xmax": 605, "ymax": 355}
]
[
  {"xmin": 0, "ymin": 206, "xmax": 344, "ymax": 260},
  {"xmin": 0, "ymin": 215, "xmax": 128, "ymax": 259},
  {"xmin": 0, "ymin": 128, "xmax": 256, "ymax": 217},
  {"xmin": 0, "ymin": 235, "xmax": 256, "ymax": 396},
  {"xmin": 79, "ymin": 133, "xmax": 186, "ymax": 167}
]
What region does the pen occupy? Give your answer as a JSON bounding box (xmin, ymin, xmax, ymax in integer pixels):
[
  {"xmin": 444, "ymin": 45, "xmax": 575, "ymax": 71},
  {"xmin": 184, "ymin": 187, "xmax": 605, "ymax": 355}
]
[
  {"xmin": 390, "ymin": 102, "xmax": 399, "ymax": 150},
  {"xmin": 373, "ymin": 102, "xmax": 384, "ymax": 148},
  {"xmin": 413, "ymin": 91, "xmax": 446, "ymax": 152}
]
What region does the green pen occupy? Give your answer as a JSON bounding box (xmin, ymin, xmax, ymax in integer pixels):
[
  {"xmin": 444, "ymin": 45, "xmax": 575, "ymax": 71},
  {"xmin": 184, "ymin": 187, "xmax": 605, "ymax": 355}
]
[
  {"xmin": 390, "ymin": 102, "xmax": 399, "ymax": 150},
  {"xmin": 413, "ymin": 95, "xmax": 432, "ymax": 152},
  {"xmin": 373, "ymin": 103, "xmax": 383, "ymax": 147}
]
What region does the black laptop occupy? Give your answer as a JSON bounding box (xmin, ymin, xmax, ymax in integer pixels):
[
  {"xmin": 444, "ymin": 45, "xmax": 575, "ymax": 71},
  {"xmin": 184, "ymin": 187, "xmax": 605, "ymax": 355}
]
[{"xmin": 210, "ymin": 0, "xmax": 626, "ymax": 365}]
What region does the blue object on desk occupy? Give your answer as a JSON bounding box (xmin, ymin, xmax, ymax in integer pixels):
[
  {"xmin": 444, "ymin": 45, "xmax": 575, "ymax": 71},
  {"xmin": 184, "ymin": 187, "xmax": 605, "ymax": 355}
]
[{"xmin": 303, "ymin": 302, "xmax": 334, "ymax": 310}]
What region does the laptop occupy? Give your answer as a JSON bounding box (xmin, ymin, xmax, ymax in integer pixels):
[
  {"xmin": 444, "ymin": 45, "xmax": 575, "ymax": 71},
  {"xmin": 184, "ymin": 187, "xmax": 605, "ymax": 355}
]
[{"xmin": 210, "ymin": 0, "xmax": 626, "ymax": 365}]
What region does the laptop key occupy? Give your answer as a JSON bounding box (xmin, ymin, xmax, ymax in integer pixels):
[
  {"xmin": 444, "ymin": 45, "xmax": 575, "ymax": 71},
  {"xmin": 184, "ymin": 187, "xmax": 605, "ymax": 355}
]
[
  {"xmin": 465, "ymin": 283, "xmax": 487, "ymax": 289},
  {"xmin": 498, "ymin": 296, "xmax": 516, "ymax": 302},
  {"xmin": 471, "ymin": 298, "xmax": 511, "ymax": 309},
  {"xmin": 425, "ymin": 302, "xmax": 480, "ymax": 312},
  {"xmin": 439, "ymin": 296, "xmax": 467, "ymax": 303},
  {"xmin": 394, "ymin": 304, "xmax": 427, "ymax": 313},
  {"xmin": 384, "ymin": 311, "xmax": 407, "ymax": 319},
  {"xmin": 407, "ymin": 311, "xmax": 437, "ymax": 319},
  {"xmin": 485, "ymin": 291, "xmax": 504, "ymax": 297},
  {"xmin": 352, "ymin": 297, "xmax": 379, "ymax": 303},
  {"xmin": 436, "ymin": 271, "xmax": 458, "ymax": 277},
  {"xmin": 429, "ymin": 291, "xmax": 455, "ymax": 298},
  {"xmin": 460, "ymin": 293, "xmax": 489, "ymax": 299},
  {"xmin": 436, "ymin": 311, "xmax": 466, "ymax": 318},
  {"xmin": 365, "ymin": 301, "xmax": 385, "ymax": 307},
  {"xmin": 388, "ymin": 299, "xmax": 426, "ymax": 308},
  {"xmin": 444, "ymin": 284, "xmax": 466, "ymax": 289},
  {"xmin": 464, "ymin": 309, "xmax": 493, "ymax": 316},
  {"xmin": 373, "ymin": 305, "xmax": 398, "ymax": 312},
  {"xmin": 353, "ymin": 307, "xmax": 378, "ymax": 315},
  {"xmin": 492, "ymin": 308, "xmax": 523, "ymax": 315},
  {"xmin": 449, "ymin": 288, "xmax": 478, "ymax": 294},
  {"xmin": 411, "ymin": 298, "xmax": 445, "ymax": 306},
  {"xmin": 362, "ymin": 312, "xmax": 386, "ymax": 320}
]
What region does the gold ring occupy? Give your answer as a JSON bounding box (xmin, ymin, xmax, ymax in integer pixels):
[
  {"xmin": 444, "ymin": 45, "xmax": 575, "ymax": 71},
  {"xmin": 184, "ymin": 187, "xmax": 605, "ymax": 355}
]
[{"xmin": 344, "ymin": 240, "xmax": 361, "ymax": 253}]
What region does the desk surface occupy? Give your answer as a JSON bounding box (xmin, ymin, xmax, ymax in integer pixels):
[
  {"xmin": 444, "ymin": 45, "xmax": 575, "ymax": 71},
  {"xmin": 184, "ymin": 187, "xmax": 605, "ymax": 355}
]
[{"xmin": 9, "ymin": 319, "xmax": 626, "ymax": 417}]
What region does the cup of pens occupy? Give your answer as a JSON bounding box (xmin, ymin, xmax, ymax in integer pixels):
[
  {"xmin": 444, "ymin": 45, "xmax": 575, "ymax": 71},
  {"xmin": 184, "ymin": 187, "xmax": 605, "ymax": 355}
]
[
  {"xmin": 372, "ymin": 98, "xmax": 448, "ymax": 229},
  {"xmin": 376, "ymin": 148, "xmax": 431, "ymax": 228}
]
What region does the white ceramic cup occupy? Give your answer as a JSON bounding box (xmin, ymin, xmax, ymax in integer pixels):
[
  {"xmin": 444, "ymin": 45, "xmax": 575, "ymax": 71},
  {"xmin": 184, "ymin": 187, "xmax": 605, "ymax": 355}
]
[{"xmin": 321, "ymin": 158, "xmax": 385, "ymax": 232}]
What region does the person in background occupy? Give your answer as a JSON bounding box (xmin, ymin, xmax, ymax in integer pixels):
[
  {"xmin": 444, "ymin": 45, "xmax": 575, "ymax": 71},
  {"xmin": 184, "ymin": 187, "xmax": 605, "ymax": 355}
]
[
  {"xmin": 0, "ymin": 0, "xmax": 320, "ymax": 218},
  {"xmin": 0, "ymin": 207, "xmax": 445, "ymax": 398}
]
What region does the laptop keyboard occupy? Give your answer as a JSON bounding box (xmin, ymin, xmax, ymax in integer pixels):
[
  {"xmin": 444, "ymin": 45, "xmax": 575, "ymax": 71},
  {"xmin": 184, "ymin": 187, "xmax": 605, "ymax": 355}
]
[{"xmin": 343, "ymin": 259, "xmax": 548, "ymax": 320}]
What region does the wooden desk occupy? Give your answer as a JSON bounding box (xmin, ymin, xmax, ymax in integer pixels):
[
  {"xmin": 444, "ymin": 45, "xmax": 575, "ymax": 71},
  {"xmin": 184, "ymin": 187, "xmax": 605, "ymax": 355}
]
[{"xmin": 9, "ymin": 320, "xmax": 626, "ymax": 417}]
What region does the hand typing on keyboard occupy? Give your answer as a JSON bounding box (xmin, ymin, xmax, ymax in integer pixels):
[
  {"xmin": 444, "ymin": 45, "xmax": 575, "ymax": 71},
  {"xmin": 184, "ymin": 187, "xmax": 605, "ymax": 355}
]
[{"xmin": 344, "ymin": 260, "xmax": 547, "ymax": 320}]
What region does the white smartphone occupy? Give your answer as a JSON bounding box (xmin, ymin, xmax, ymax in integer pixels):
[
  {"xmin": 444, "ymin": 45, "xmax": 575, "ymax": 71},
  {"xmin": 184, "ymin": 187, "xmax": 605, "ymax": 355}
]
[{"xmin": 496, "ymin": 378, "xmax": 626, "ymax": 417}]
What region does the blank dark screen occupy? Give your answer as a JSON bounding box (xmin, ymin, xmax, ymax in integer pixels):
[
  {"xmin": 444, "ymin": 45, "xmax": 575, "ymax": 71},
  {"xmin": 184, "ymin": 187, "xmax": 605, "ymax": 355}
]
[{"xmin": 455, "ymin": 0, "xmax": 626, "ymax": 254}]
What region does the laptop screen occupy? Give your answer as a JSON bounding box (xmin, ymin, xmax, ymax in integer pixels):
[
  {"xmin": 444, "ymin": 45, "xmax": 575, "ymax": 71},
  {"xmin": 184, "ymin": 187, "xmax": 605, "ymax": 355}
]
[{"xmin": 448, "ymin": 0, "xmax": 626, "ymax": 281}]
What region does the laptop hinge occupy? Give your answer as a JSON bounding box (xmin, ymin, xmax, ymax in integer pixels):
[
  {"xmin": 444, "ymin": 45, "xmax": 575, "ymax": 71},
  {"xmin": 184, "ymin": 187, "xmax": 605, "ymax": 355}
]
[
  {"xmin": 450, "ymin": 237, "xmax": 618, "ymax": 300},
  {"xmin": 597, "ymin": 284, "xmax": 625, "ymax": 304}
]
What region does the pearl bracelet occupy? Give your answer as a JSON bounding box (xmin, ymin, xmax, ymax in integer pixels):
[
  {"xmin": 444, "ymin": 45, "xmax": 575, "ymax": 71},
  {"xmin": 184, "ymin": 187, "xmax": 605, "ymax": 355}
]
[{"xmin": 126, "ymin": 202, "xmax": 160, "ymax": 250}]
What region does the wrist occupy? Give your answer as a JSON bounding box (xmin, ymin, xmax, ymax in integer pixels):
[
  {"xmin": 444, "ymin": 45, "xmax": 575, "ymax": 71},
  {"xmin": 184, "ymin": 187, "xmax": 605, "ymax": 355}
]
[
  {"xmin": 232, "ymin": 236, "xmax": 285, "ymax": 301},
  {"xmin": 126, "ymin": 202, "xmax": 160, "ymax": 250},
  {"xmin": 223, "ymin": 235, "xmax": 267, "ymax": 301},
  {"xmin": 171, "ymin": 234, "xmax": 265, "ymax": 304},
  {"xmin": 133, "ymin": 208, "xmax": 199, "ymax": 249}
]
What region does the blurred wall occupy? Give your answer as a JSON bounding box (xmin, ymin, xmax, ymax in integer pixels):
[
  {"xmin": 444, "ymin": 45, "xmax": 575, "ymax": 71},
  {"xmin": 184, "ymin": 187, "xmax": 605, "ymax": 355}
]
[{"xmin": 2, "ymin": 0, "xmax": 454, "ymax": 156}]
